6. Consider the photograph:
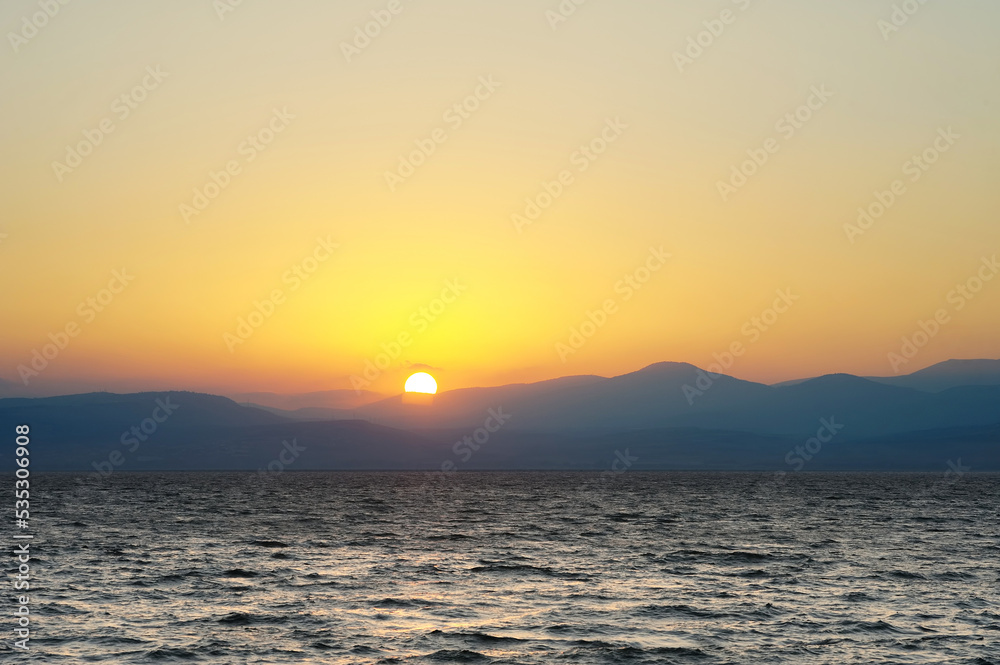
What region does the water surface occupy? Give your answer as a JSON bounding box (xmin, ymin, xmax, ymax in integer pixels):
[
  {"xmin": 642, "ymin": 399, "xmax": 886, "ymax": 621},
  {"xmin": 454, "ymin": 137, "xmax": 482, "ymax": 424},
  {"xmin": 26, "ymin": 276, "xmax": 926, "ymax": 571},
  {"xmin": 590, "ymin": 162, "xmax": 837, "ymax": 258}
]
[{"xmin": 15, "ymin": 472, "xmax": 1000, "ymax": 663}]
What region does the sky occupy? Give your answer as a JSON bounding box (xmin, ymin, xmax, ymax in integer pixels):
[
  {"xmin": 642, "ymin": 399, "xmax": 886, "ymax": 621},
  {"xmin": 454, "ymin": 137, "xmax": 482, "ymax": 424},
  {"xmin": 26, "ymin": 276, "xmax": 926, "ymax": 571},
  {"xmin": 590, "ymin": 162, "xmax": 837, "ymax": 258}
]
[{"xmin": 1, "ymin": 0, "xmax": 999, "ymax": 397}]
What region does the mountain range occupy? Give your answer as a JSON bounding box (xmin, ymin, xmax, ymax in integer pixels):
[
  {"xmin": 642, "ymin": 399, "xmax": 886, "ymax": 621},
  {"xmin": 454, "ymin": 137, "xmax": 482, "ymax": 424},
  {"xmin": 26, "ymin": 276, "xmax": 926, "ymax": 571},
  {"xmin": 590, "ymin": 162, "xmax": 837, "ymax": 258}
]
[{"xmin": 2, "ymin": 359, "xmax": 997, "ymax": 473}]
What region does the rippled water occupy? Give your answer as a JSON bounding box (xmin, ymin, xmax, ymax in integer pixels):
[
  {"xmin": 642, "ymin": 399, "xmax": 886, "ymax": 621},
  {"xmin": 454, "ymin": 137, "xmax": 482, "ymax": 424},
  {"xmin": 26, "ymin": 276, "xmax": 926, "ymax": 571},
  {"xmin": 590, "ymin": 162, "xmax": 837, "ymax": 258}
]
[{"xmin": 13, "ymin": 472, "xmax": 1000, "ymax": 663}]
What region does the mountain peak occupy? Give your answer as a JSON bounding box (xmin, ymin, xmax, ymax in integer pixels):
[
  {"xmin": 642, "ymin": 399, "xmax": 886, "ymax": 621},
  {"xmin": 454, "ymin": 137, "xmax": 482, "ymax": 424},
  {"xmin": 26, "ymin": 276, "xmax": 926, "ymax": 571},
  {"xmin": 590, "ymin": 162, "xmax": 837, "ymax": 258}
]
[
  {"xmin": 634, "ymin": 361, "xmax": 699, "ymax": 374},
  {"xmin": 869, "ymin": 358, "xmax": 1000, "ymax": 392},
  {"xmin": 805, "ymin": 373, "xmax": 868, "ymax": 384},
  {"xmin": 792, "ymin": 373, "xmax": 900, "ymax": 391},
  {"xmin": 912, "ymin": 358, "xmax": 1000, "ymax": 376}
]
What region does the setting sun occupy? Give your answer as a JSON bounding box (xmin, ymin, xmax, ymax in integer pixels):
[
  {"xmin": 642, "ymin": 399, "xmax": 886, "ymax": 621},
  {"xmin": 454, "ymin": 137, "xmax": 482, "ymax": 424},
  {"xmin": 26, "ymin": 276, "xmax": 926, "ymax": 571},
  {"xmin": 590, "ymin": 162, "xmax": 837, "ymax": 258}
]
[{"xmin": 404, "ymin": 372, "xmax": 438, "ymax": 395}]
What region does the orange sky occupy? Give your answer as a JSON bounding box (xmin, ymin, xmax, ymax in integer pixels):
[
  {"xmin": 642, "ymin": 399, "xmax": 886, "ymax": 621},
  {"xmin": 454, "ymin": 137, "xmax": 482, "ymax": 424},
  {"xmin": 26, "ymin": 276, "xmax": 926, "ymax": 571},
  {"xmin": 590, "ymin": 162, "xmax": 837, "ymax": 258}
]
[{"xmin": 1, "ymin": 0, "xmax": 998, "ymax": 397}]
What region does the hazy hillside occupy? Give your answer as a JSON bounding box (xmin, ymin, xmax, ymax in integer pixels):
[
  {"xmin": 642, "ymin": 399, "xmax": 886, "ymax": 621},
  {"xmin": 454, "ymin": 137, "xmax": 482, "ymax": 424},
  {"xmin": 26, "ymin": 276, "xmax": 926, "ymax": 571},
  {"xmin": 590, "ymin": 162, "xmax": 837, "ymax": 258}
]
[
  {"xmin": 2, "ymin": 360, "xmax": 998, "ymax": 472},
  {"xmin": 868, "ymin": 359, "xmax": 1000, "ymax": 392},
  {"xmin": 227, "ymin": 389, "xmax": 385, "ymax": 411},
  {"xmin": 355, "ymin": 364, "xmax": 1000, "ymax": 440}
]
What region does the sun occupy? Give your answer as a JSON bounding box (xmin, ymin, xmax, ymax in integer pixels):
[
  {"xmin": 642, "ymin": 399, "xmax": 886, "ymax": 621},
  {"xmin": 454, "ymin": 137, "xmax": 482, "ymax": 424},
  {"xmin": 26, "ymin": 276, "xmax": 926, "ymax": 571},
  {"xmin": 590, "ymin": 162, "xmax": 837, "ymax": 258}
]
[{"xmin": 404, "ymin": 372, "xmax": 438, "ymax": 395}]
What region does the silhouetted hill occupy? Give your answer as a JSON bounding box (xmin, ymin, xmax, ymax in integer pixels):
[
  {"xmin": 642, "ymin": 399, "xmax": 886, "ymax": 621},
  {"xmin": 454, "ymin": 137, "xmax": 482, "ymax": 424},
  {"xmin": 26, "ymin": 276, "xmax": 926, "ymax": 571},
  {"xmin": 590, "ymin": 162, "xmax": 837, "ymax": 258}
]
[
  {"xmin": 1, "ymin": 390, "xmax": 284, "ymax": 433},
  {"xmin": 227, "ymin": 389, "xmax": 384, "ymax": 411},
  {"xmin": 868, "ymin": 359, "xmax": 1000, "ymax": 392},
  {"xmin": 355, "ymin": 366, "xmax": 1000, "ymax": 441},
  {"xmin": 2, "ymin": 360, "xmax": 998, "ymax": 472},
  {"xmin": 356, "ymin": 363, "xmax": 773, "ymax": 432}
]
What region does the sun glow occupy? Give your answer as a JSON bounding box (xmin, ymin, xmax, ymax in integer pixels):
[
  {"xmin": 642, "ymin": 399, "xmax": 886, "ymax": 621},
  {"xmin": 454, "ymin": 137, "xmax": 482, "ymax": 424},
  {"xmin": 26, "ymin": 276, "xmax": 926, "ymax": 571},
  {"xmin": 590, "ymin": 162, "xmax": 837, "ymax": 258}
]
[{"xmin": 404, "ymin": 372, "xmax": 438, "ymax": 394}]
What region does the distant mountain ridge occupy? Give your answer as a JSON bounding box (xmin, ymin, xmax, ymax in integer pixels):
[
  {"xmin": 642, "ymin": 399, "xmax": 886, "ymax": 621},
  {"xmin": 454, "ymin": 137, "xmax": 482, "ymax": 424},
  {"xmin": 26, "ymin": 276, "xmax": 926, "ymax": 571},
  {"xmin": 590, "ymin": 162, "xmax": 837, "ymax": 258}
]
[
  {"xmin": 868, "ymin": 358, "xmax": 1000, "ymax": 392},
  {"xmin": 354, "ymin": 360, "xmax": 1000, "ymax": 439},
  {"xmin": 1, "ymin": 359, "xmax": 997, "ymax": 472},
  {"xmin": 227, "ymin": 389, "xmax": 384, "ymax": 412}
]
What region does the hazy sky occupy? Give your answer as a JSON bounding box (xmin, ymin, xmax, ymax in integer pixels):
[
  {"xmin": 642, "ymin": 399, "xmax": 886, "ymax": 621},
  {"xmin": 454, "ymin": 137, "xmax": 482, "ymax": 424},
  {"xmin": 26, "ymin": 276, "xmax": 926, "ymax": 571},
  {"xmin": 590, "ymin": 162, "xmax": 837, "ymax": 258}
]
[{"xmin": 2, "ymin": 0, "xmax": 998, "ymax": 396}]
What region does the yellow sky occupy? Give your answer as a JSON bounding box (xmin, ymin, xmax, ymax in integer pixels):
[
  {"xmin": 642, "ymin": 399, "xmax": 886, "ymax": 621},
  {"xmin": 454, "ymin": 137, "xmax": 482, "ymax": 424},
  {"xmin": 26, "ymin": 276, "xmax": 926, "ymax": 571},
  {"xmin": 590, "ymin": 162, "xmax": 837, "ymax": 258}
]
[{"xmin": 1, "ymin": 0, "xmax": 999, "ymax": 396}]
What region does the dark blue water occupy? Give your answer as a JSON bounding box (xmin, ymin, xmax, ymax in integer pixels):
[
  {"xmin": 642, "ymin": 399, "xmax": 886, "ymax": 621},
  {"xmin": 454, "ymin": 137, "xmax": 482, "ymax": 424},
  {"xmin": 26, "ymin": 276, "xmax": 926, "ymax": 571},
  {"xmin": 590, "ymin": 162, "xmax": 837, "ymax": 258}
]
[{"xmin": 12, "ymin": 472, "xmax": 1000, "ymax": 663}]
